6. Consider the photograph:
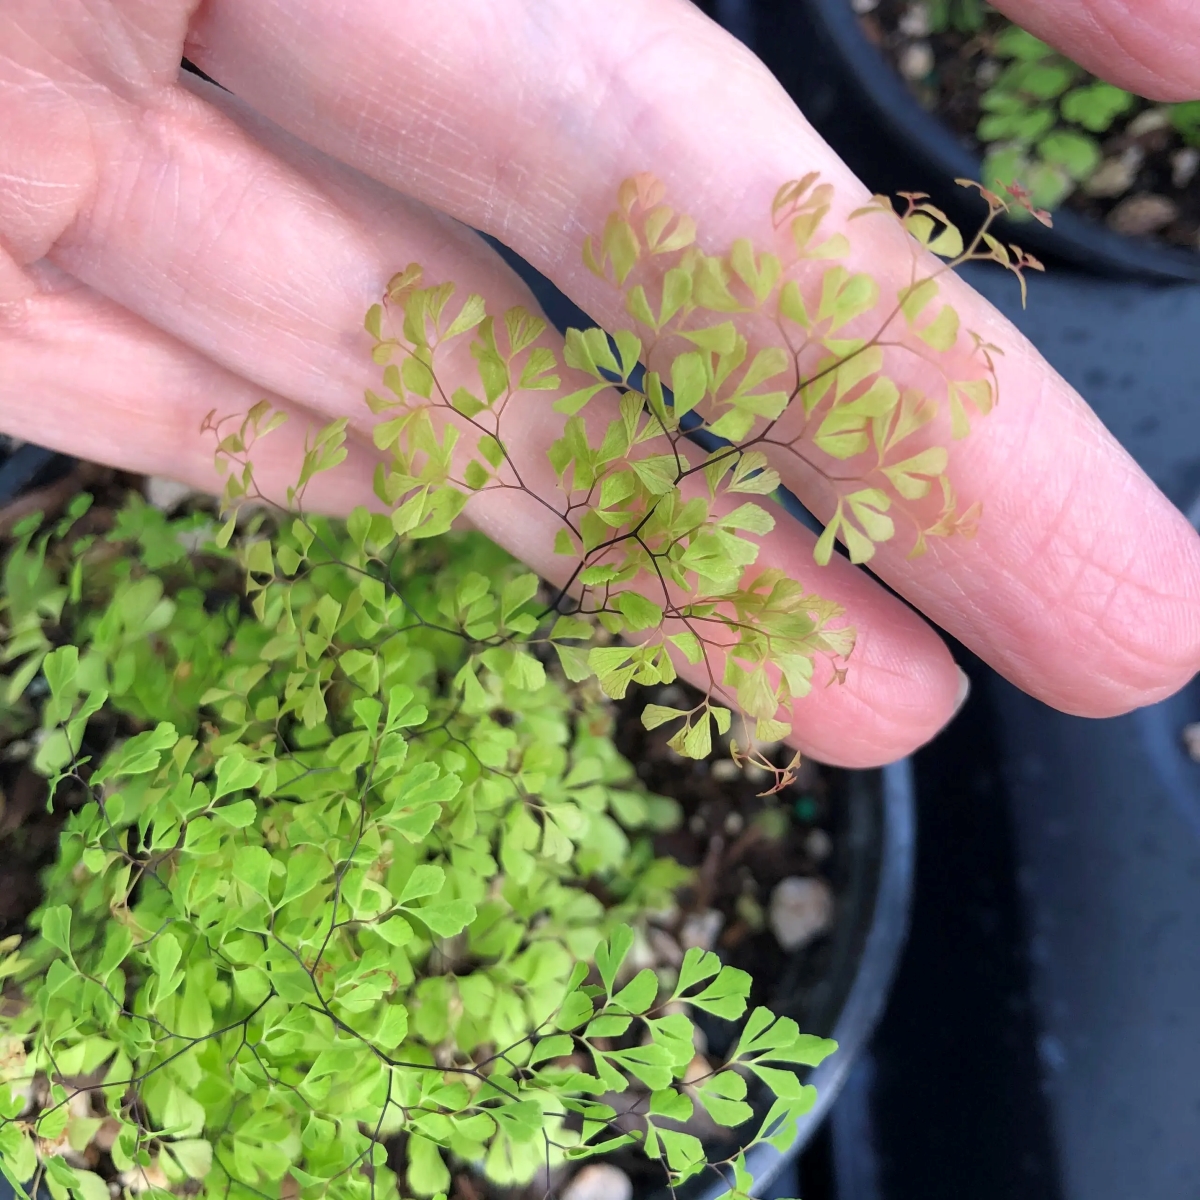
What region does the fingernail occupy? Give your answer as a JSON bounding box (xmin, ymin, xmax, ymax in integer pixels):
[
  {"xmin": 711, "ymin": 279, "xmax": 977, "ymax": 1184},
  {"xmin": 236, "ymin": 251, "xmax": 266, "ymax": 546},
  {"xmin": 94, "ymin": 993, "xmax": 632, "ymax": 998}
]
[{"xmin": 952, "ymin": 666, "xmax": 971, "ymax": 718}]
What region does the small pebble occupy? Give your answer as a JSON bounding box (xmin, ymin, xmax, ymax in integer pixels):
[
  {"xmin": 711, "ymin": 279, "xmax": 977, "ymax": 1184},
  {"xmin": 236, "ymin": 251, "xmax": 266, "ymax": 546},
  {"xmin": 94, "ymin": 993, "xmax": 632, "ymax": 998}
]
[
  {"xmin": 769, "ymin": 876, "xmax": 834, "ymax": 952},
  {"xmin": 898, "ymin": 41, "xmax": 935, "ymax": 82},
  {"xmin": 1, "ymin": 739, "xmax": 31, "ymax": 761},
  {"xmin": 1183, "ymin": 722, "xmax": 1200, "ymax": 763},
  {"xmin": 1082, "ymin": 151, "xmax": 1141, "ymax": 199},
  {"xmin": 1106, "ymin": 193, "xmax": 1179, "ymax": 236},
  {"xmin": 145, "ymin": 475, "xmax": 198, "ymax": 512},
  {"xmin": 724, "ymin": 811, "xmax": 744, "ymax": 836},
  {"xmin": 1127, "ymin": 107, "xmax": 1172, "ymax": 138},
  {"xmin": 647, "ymin": 926, "xmax": 684, "ymax": 968},
  {"xmin": 804, "ymin": 828, "xmax": 833, "ymax": 863},
  {"xmin": 897, "ymin": 2, "xmax": 931, "ymax": 38},
  {"xmin": 680, "ymin": 909, "xmax": 724, "ymax": 952},
  {"xmin": 975, "ymin": 59, "xmax": 1001, "ymax": 88},
  {"xmin": 851, "ymin": 0, "xmax": 880, "ymax": 12},
  {"xmin": 624, "ymin": 931, "xmax": 658, "ymax": 977},
  {"xmin": 561, "ymin": 1164, "xmax": 634, "ymax": 1200},
  {"xmin": 711, "ymin": 758, "xmax": 740, "ymax": 782},
  {"xmin": 93, "ymin": 1117, "xmax": 121, "ymax": 1152},
  {"xmin": 1171, "ymin": 147, "xmax": 1200, "ymax": 190},
  {"xmin": 119, "ymin": 1162, "xmax": 171, "ymax": 1194}
]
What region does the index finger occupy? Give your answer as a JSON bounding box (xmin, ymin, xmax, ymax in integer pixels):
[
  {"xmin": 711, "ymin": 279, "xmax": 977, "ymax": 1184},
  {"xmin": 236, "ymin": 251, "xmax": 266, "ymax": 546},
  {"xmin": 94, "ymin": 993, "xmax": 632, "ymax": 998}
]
[
  {"xmin": 991, "ymin": 0, "xmax": 1200, "ymax": 101},
  {"xmin": 186, "ymin": 0, "xmax": 1200, "ymax": 715}
]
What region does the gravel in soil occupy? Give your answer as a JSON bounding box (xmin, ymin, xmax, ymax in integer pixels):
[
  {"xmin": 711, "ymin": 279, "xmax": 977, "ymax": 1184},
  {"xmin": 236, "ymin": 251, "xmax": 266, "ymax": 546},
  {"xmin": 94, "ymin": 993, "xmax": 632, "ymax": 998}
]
[{"xmin": 861, "ymin": 0, "xmax": 1200, "ymax": 250}]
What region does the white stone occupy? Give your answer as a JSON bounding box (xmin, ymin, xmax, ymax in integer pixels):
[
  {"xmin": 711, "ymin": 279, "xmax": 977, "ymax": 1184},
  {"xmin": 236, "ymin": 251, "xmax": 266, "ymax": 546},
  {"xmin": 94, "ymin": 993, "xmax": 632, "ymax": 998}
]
[
  {"xmin": 711, "ymin": 757, "xmax": 741, "ymax": 782},
  {"xmin": 118, "ymin": 1160, "xmax": 171, "ymax": 1194},
  {"xmin": 561, "ymin": 1163, "xmax": 634, "ymax": 1200},
  {"xmin": 647, "ymin": 926, "xmax": 684, "ymax": 967},
  {"xmin": 898, "ymin": 41, "xmax": 935, "ymax": 82},
  {"xmin": 769, "ymin": 876, "xmax": 834, "ymax": 951},
  {"xmin": 1127, "ymin": 107, "xmax": 1172, "ymax": 137},
  {"xmin": 1106, "ymin": 192, "xmax": 1179, "ymax": 236},
  {"xmin": 145, "ymin": 475, "xmax": 200, "ymax": 512},
  {"xmin": 1171, "ymin": 147, "xmax": 1200, "ymax": 190},
  {"xmin": 898, "ymin": 2, "xmax": 931, "ymax": 37},
  {"xmin": 744, "ymin": 762, "xmax": 770, "ymax": 787},
  {"xmin": 975, "ymin": 59, "xmax": 1001, "ymax": 88},
  {"xmin": 1082, "ymin": 154, "xmax": 1139, "ymax": 199},
  {"xmin": 680, "ymin": 908, "xmax": 724, "ymax": 952},
  {"xmin": 805, "ymin": 828, "xmax": 833, "ymax": 863},
  {"xmin": 1183, "ymin": 722, "xmax": 1200, "ymax": 763}
]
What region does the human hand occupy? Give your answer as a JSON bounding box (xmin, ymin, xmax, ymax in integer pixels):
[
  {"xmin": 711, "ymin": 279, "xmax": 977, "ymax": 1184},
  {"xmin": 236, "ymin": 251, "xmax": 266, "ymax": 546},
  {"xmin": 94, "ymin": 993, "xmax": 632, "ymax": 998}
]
[{"xmin": 1, "ymin": 0, "xmax": 1198, "ymax": 768}]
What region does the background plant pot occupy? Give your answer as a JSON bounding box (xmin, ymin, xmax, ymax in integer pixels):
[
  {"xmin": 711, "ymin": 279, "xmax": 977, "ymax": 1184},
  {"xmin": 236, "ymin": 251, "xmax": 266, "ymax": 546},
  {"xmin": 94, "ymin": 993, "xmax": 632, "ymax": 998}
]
[
  {"xmin": 1133, "ymin": 490, "xmax": 1200, "ymax": 844},
  {"xmin": 751, "ymin": 0, "xmax": 1200, "ymax": 283}
]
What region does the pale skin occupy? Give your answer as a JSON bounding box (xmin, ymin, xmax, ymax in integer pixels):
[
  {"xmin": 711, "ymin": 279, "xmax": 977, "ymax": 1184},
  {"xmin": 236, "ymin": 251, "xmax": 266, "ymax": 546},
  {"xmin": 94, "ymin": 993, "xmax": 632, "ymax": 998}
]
[{"xmin": 1, "ymin": 0, "xmax": 1198, "ymax": 769}]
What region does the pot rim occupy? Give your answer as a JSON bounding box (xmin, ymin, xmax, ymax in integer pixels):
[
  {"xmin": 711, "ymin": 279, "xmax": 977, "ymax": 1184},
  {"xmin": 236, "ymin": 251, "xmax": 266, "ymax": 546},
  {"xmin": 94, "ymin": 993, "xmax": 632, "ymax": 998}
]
[
  {"xmin": 1133, "ymin": 492, "xmax": 1200, "ymax": 845},
  {"xmin": 802, "ymin": 0, "xmax": 1200, "ymax": 283}
]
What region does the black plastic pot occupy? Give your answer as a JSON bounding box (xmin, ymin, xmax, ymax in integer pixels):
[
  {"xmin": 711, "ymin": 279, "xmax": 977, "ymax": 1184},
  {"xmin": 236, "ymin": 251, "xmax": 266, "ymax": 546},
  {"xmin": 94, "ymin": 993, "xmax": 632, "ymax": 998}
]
[
  {"xmin": 753, "ymin": 0, "xmax": 1200, "ymax": 283},
  {"xmin": 1134, "ymin": 490, "xmax": 1200, "ymax": 844}
]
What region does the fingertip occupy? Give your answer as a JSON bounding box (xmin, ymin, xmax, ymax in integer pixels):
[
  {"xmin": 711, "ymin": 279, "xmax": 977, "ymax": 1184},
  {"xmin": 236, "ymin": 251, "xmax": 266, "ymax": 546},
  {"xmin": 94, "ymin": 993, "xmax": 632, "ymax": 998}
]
[{"xmin": 787, "ymin": 594, "xmax": 966, "ymax": 768}]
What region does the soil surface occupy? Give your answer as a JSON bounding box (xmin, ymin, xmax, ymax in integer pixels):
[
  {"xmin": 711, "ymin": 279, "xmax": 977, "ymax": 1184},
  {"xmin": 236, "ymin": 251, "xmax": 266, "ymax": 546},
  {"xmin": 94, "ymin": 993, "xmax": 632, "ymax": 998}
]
[
  {"xmin": 0, "ymin": 465, "xmax": 136, "ymax": 942},
  {"xmin": 859, "ymin": 0, "xmax": 1200, "ymax": 250}
]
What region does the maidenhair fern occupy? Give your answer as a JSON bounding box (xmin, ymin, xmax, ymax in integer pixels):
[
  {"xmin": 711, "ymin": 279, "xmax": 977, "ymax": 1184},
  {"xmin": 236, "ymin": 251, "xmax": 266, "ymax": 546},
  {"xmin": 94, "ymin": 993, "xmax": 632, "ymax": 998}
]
[{"xmin": 0, "ymin": 174, "xmax": 1039, "ymax": 1200}]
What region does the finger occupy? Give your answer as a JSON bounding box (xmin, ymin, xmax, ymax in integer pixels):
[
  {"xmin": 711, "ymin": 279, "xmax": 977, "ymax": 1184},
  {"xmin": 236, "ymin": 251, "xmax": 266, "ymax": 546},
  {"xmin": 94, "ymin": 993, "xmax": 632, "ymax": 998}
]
[
  {"xmin": 0, "ymin": 265, "xmax": 382, "ymax": 515},
  {"xmin": 184, "ymin": 0, "xmax": 1200, "ymax": 714},
  {"xmin": 989, "ymin": 0, "xmax": 1200, "ymax": 101},
  {"xmin": 0, "ymin": 60, "xmax": 964, "ymax": 766},
  {"xmin": 0, "ymin": 266, "xmax": 961, "ymax": 769}
]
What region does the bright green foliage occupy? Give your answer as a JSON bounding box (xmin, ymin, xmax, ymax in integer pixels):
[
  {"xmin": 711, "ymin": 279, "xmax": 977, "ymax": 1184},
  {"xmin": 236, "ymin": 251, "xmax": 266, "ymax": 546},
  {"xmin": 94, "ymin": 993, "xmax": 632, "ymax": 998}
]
[
  {"xmin": 0, "ymin": 173, "xmax": 1031, "ymax": 1200},
  {"xmin": 978, "ymin": 27, "xmax": 1111, "ymax": 210},
  {"xmin": 1173, "ymin": 101, "xmax": 1200, "ymax": 147},
  {"xmin": 0, "ymin": 491, "xmax": 826, "ymax": 1200},
  {"xmin": 969, "ymin": 17, "xmax": 1193, "ymax": 209}
]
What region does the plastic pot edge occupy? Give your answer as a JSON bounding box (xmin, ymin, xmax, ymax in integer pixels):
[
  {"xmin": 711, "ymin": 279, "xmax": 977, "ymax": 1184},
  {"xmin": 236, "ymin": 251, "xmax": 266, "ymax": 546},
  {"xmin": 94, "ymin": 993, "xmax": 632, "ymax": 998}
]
[
  {"xmin": 1133, "ymin": 493, "xmax": 1200, "ymax": 845},
  {"xmin": 802, "ymin": 0, "xmax": 1200, "ymax": 284}
]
